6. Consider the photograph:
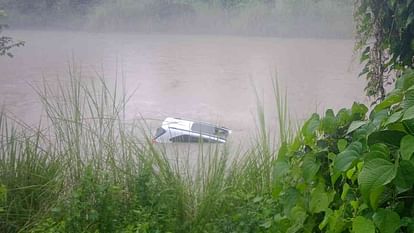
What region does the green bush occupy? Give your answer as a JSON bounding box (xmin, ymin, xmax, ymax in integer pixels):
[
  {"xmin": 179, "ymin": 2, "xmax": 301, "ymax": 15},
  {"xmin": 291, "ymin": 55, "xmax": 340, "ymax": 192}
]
[{"xmin": 271, "ymin": 69, "xmax": 414, "ymax": 232}]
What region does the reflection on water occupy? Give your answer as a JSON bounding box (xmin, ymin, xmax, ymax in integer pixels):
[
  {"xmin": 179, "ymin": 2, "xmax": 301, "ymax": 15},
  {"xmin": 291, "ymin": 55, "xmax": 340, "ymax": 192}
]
[{"xmin": 0, "ymin": 30, "xmax": 367, "ymax": 143}]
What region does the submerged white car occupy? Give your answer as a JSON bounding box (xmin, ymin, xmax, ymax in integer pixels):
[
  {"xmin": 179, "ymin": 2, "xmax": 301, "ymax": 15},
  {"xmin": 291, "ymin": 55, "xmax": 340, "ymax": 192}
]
[{"xmin": 153, "ymin": 117, "xmax": 231, "ymax": 143}]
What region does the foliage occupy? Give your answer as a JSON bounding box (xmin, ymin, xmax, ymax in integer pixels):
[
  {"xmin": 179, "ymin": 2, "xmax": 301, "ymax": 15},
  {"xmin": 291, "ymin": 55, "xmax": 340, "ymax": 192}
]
[
  {"xmin": 355, "ymin": 0, "xmax": 414, "ymax": 100},
  {"xmin": 0, "ymin": 10, "xmax": 24, "ymax": 57},
  {"xmin": 0, "ymin": 0, "xmax": 354, "ymax": 37},
  {"xmin": 6, "ymin": 65, "xmax": 414, "ymax": 232},
  {"xmin": 271, "ymin": 69, "xmax": 414, "ymax": 232},
  {"xmin": 0, "ymin": 67, "xmax": 279, "ymax": 233},
  {"xmin": 0, "ymin": 113, "xmax": 62, "ymax": 232}
]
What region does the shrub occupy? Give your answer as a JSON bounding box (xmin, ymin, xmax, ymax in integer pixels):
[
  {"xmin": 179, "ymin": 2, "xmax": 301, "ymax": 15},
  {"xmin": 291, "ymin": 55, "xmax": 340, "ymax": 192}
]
[{"xmin": 271, "ymin": 69, "xmax": 414, "ymax": 232}]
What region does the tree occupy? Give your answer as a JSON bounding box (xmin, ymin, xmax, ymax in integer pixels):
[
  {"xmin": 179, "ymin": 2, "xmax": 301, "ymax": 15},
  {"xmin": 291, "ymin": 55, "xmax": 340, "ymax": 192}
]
[
  {"xmin": 0, "ymin": 9, "xmax": 24, "ymax": 57},
  {"xmin": 355, "ymin": 0, "xmax": 414, "ymax": 101}
]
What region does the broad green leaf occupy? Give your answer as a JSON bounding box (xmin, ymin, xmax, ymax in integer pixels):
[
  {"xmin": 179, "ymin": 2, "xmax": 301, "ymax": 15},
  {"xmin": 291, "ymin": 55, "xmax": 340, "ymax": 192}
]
[
  {"xmin": 334, "ymin": 150, "xmax": 359, "ymax": 173},
  {"xmin": 309, "ymin": 183, "xmax": 334, "ymax": 213},
  {"xmin": 365, "ymin": 143, "xmax": 390, "ymax": 161},
  {"xmin": 394, "ymin": 160, "xmax": 414, "ymax": 193},
  {"xmin": 310, "ymin": 191, "xmax": 329, "ymax": 214},
  {"xmin": 351, "ymin": 102, "xmax": 368, "ymax": 120},
  {"xmin": 403, "ymin": 118, "xmax": 414, "ymax": 134},
  {"xmin": 373, "ymin": 209, "xmax": 400, "ymax": 233},
  {"xmin": 302, "ymin": 113, "xmax": 320, "ymax": 143},
  {"xmin": 302, "ymin": 154, "xmax": 320, "ymax": 183},
  {"xmin": 352, "ymin": 216, "xmax": 375, "ymax": 233},
  {"xmin": 273, "ymin": 159, "xmax": 290, "ymax": 179},
  {"xmin": 281, "ymin": 188, "xmax": 301, "ymax": 216},
  {"xmin": 341, "ymin": 183, "xmax": 350, "ymax": 201},
  {"xmin": 337, "ymin": 139, "xmax": 348, "ymax": 152},
  {"xmin": 400, "ymin": 135, "xmax": 414, "ymax": 160},
  {"xmin": 403, "ymin": 105, "xmax": 414, "ymax": 121},
  {"xmin": 333, "ymin": 142, "xmax": 363, "ymax": 175},
  {"xmin": 346, "ymin": 166, "xmax": 356, "ymax": 180},
  {"xmin": 358, "ymin": 158, "xmax": 397, "ymax": 209},
  {"xmin": 347, "ymin": 141, "xmax": 363, "ymax": 153},
  {"xmin": 384, "ymin": 111, "xmax": 403, "ymax": 126},
  {"xmin": 387, "ymin": 122, "xmax": 406, "ymax": 132},
  {"xmin": 370, "ymin": 109, "xmax": 389, "ymax": 125},
  {"xmin": 398, "ymin": 70, "xmax": 414, "ymax": 90},
  {"xmin": 353, "ymin": 128, "xmax": 368, "ymax": 143},
  {"xmin": 286, "ymin": 206, "xmax": 307, "ymax": 233},
  {"xmin": 374, "ymin": 89, "xmax": 403, "ymax": 112},
  {"xmin": 369, "ymin": 143, "xmax": 390, "ymax": 158},
  {"xmin": 336, "ymin": 108, "xmax": 352, "ymax": 126},
  {"xmin": 396, "ymin": 69, "xmax": 414, "ymax": 90},
  {"xmin": 347, "ymin": 121, "xmax": 367, "ymax": 134},
  {"xmin": 327, "ymin": 208, "xmax": 346, "ymax": 233},
  {"xmin": 321, "ymin": 109, "xmax": 338, "ymax": 134},
  {"xmin": 403, "ymin": 89, "xmax": 414, "ymax": 109},
  {"xmin": 368, "ymin": 130, "xmax": 407, "ymax": 147},
  {"xmin": 365, "ymin": 151, "xmax": 389, "ymax": 161},
  {"xmin": 290, "ymin": 136, "xmax": 302, "ymax": 152}
]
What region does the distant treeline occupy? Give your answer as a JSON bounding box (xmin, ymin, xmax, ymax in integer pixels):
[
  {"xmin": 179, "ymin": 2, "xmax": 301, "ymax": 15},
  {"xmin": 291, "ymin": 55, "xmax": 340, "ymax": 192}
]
[{"xmin": 0, "ymin": 0, "xmax": 354, "ymax": 37}]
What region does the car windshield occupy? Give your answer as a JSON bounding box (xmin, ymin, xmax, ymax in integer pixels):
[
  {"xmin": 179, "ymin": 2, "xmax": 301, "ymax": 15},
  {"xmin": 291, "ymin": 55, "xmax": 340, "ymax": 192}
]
[{"xmin": 154, "ymin": 127, "xmax": 166, "ymax": 139}]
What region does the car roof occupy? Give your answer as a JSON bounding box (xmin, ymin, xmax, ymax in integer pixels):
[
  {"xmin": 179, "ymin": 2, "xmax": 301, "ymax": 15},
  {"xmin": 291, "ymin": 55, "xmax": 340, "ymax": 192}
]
[
  {"xmin": 162, "ymin": 117, "xmax": 194, "ymax": 130},
  {"xmin": 161, "ymin": 117, "xmax": 231, "ymax": 132}
]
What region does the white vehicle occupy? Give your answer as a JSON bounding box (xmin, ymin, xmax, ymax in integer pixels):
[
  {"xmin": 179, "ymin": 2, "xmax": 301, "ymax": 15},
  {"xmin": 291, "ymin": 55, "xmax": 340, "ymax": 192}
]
[{"xmin": 153, "ymin": 117, "xmax": 231, "ymax": 143}]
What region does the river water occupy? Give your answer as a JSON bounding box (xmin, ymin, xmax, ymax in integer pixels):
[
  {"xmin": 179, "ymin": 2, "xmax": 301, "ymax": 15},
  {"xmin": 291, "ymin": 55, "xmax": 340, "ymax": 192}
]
[{"xmin": 0, "ymin": 30, "xmax": 366, "ymax": 143}]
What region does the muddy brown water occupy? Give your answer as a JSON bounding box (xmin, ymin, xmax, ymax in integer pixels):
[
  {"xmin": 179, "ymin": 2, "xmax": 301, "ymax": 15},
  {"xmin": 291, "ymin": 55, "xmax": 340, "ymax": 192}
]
[{"xmin": 0, "ymin": 30, "xmax": 367, "ymax": 145}]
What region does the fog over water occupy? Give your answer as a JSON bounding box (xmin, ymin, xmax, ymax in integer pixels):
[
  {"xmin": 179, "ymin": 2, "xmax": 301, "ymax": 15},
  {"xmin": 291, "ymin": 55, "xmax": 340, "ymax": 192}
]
[
  {"xmin": 0, "ymin": 30, "xmax": 366, "ymax": 142},
  {"xmin": 1, "ymin": 0, "xmax": 354, "ymax": 38}
]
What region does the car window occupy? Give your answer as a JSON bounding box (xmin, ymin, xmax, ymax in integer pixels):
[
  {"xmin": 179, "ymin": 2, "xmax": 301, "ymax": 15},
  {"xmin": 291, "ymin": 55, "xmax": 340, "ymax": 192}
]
[
  {"xmin": 170, "ymin": 135, "xmax": 213, "ymax": 143},
  {"xmin": 154, "ymin": 127, "xmax": 167, "ymax": 139},
  {"xmin": 191, "ymin": 123, "xmax": 216, "ymax": 135}
]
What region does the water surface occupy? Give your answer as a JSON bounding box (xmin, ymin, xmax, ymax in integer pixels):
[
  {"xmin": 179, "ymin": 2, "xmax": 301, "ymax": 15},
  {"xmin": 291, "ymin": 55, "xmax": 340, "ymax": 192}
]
[{"xmin": 0, "ymin": 30, "xmax": 366, "ymax": 142}]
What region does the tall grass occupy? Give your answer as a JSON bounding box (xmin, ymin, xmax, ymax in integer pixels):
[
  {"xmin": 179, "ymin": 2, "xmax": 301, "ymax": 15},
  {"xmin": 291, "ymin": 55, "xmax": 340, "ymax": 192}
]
[{"xmin": 0, "ymin": 66, "xmax": 295, "ymax": 232}]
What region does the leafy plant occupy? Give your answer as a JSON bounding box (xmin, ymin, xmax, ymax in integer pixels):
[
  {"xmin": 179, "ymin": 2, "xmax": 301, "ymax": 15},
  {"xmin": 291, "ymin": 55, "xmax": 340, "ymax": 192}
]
[{"xmin": 271, "ymin": 69, "xmax": 414, "ymax": 232}]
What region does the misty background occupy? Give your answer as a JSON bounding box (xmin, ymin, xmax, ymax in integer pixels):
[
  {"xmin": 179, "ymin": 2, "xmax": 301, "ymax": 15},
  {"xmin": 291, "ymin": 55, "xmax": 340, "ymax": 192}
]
[
  {"xmin": 1, "ymin": 0, "xmax": 353, "ymax": 38},
  {"xmin": 0, "ymin": 0, "xmax": 363, "ymax": 142}
]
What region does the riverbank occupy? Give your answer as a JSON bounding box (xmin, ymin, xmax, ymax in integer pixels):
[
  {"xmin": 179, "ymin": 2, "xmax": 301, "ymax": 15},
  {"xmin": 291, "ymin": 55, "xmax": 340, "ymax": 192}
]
[{"xmin": 2, "ymin": 68, "xmax": 414, "ymax": 232}]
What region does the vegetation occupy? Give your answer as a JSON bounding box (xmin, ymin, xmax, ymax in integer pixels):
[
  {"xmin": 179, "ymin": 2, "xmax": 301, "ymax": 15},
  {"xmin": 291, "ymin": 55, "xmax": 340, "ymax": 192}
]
[
  {"xmin": 355, "ymin": 0, "xmax": 414, "ymax": 100},
  {"xmin": 2, "ymin": 0, "xmax": 414, "ymax": 232},
  {"xmin": 272, "ymin": 69, "xmax": 414, "ymax": 232},
  {"xmin": 0, "ymin": 10, "xmax": 24, "ymax": 57},
  {"xmin": 0, "ymin": 0, "xmax": 353, "ymax": 37},
  {"xmin": 2, "ymin": 65, "xmax": 414, "ymax": 232},
  {"xmin": 0, "ymin": 68, "xmax": 281, "ymax": 232}
]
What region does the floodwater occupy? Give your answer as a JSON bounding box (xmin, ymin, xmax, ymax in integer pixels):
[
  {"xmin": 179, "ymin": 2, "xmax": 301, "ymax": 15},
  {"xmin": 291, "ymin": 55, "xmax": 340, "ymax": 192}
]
[{"xmin": 0, "ymin": 30, "xmax": 366, "ymax": 143}]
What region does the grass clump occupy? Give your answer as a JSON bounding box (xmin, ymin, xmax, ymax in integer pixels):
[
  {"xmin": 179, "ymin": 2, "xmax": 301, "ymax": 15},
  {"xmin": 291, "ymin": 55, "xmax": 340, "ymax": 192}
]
[{"xmin": 0, "ymin": 65, "xmax": 285, "ymax": 232}]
